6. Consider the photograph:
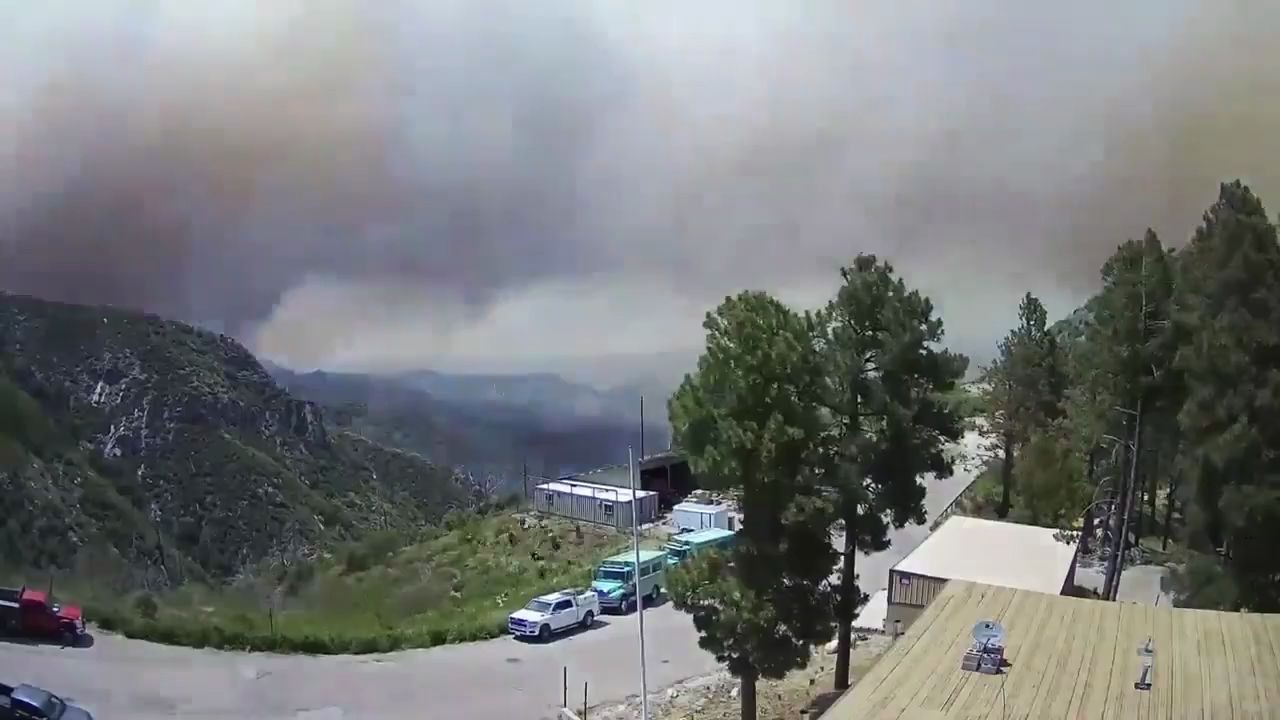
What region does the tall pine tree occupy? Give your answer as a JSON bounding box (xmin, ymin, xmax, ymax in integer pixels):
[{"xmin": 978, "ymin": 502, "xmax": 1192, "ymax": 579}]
[
  {"xmin": 667, "ymin": 291, "xmax": 837, "ymax": 720},
  {"xmin": 1174, "ymin": 181, "xmax": 1280, "ymax": 612},
  {"xmin": 1088, "ymin": 230, "xmax": 1175, "ymax": 599},
  {"xmin": 982, "ymin": 293, "xmax": 1065, "ymax": 518},
  {"xmin": 816, "ymin": 255, "xmax": 966, "ymax": 690}
]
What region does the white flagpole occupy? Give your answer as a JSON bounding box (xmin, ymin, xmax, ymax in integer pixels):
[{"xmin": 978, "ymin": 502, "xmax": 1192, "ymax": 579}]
[{"xmin": 629, "ymin": 445, "xmax": 650, "ymax": 720}]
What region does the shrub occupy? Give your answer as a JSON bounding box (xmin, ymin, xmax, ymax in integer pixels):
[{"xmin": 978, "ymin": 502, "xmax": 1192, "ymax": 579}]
[
  {"xmin": 342, "ymin": 545, "xmax": 373, "ymax": 574},
  {"xmin": 133, "ymin": 593, "xmax": 159, "ymax": 620}
]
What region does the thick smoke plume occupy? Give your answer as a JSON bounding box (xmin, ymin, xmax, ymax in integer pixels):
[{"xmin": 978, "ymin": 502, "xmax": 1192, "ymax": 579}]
[{"xmin": 2, "ymin": 2, "xmax": 1278, "ymax": 380}]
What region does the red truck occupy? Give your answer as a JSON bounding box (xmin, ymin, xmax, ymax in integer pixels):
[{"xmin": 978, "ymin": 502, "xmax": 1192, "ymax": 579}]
[{"xmin": 0, "ymin": 586, "xmax": 86, "ymax": 646}]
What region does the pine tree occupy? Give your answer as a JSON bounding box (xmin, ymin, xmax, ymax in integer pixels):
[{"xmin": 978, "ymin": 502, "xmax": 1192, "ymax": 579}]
[
  {"xmin": 981, "ymin": 292, "xmax": 1065, "ymax": 518},
  {"xmin": 667, "ymin": 291, "xmax": 837, "ymax": 719},
  {"xmin": 1173, "ymin": 181, "xmax": 1280, "ymax": 611},
  {"xmin": 1088, "ymin": 230, "xmax": 1175, "ymax": 599},
  {"xmin": 816, "ymin": 254, "xmax": 966, "ymax": 690}
]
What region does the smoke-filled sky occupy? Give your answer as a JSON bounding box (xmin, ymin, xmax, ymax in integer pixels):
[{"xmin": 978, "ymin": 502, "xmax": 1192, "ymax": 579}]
[{"xmin": 3, "ymin": 2, "xmax": 1278, "ymax": 386}]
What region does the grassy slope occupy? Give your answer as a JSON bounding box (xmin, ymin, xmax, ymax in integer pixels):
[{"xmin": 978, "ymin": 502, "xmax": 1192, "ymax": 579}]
[{"xmin": 14, "ymin": 511, "xmax": 635, "ymax": 654}]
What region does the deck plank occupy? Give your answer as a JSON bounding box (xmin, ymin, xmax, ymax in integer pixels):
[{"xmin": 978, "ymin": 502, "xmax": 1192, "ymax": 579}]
[{"xmin": 820, "ymin": 581, "xmax": 1280, "ymax": 720}]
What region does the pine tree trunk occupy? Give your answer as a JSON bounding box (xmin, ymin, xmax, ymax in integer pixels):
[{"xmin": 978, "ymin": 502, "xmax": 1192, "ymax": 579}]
[
  {"xmin": 740, "ymin": 669, "xmax": 758, "ymax": 720},
  {"xmin": 1080, "ymin": 447, "xmax": 1098, "ymax": 555},
  {"xmin": 1110, "ymin": 400, "xmax": 1144, "ymax": 601},
  {"xmin": 1102, "ymin": 421, "xmax": 1133, "ymax": 599},
  {"xmin": 1081, "ymin": 504, "xmax": 1095, "ymax": 556},
  {"xmin": 997, "ymin": 433, "xmax": 1013, "ymax": 519},
  {"xmin": 1145, "ymin": 450, "xmax": 1158, "ymax": 540},
  {"xmin": 834, "ymin": 510, "xmax": 857, "ymax": 690},
  {"xmin": 1136, "ymin": 479, "xmax": 1146, "ymax": 539}
]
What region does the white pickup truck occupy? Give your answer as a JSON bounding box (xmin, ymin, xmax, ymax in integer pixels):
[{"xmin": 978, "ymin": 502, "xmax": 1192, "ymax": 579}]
[{"xmin": 507, "ymin": 589, "xmax": 599, "ymax": 642}]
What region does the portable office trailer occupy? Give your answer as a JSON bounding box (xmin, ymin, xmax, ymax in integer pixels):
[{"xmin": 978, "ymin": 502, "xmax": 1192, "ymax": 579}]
[
  {"xmin": 562, "ymin": 454, "xmax": 700, "ymax": 510},
  {"xmin": 533, "ymin": 478, "xmax": 660, "ymax": 529},
  {"xmin": 671, "ymin": 501, "xmax": 731, "ymax": 531}
]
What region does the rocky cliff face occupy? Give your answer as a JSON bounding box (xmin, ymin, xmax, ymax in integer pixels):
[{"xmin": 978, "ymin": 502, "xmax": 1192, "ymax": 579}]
[{"xmin": 0, "ymin": 293, "xmax": 471, "ymax": 585}]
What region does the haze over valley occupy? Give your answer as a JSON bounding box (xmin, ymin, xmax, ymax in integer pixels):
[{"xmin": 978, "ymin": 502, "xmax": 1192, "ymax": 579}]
[{"xmin": 4, "ymin": 2, "xmax": 1278, "ymax": 394}]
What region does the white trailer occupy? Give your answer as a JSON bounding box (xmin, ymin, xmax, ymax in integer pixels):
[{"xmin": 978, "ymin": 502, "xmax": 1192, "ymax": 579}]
[{"xmin": 671, "ymin": 501, "xmax": 731, "ymax": 532}]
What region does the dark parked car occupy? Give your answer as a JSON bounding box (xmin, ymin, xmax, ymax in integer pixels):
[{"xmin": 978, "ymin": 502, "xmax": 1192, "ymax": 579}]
[{"xmin": 0, "ymin": 683, "xmax": 93, "ymax": 720}]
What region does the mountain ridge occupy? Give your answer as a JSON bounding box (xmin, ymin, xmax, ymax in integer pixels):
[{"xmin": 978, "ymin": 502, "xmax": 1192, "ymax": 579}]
[
  {"xmin": 0, "ymin": 292, "xmax": 477, "ymax": 586},
  {"xmin": 267, "ymin": 365, "xmax": 672, "ymax": 484}
]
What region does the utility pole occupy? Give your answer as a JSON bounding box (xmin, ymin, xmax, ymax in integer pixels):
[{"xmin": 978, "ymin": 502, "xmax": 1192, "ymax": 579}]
[
  {"xmin": 1111, "ymin": 249, "xmax": 1154, "ymax": 601},
  {"xmin": 628, "ymin": 446, "xmax": 650, "ymax": 720},
  {"xmin": 639, "ymin": 396, "xmax": 646, "ymax": 461},
  {"xmin": 1112, "ymin": 397, "xmax": 1144, "ymax": 601}
]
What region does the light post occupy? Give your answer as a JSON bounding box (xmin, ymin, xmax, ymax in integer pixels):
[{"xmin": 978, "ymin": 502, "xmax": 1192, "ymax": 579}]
[{"xmin": 628, "ymin": 446, "xmax": 650, "ymax": 720}]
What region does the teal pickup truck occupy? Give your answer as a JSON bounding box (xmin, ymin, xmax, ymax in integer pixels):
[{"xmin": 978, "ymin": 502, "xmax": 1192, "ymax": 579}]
[
  {"xmin": 664, "ymin": 527, "xmax": 737, "ymax": 568},
  {"xmin": 591, "ymin": 549, "xmax": 667, "ymax": 613}
]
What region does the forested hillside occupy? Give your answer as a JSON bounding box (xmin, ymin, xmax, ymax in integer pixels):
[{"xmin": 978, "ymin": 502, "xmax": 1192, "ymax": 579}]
[
  {"xmin": 976, "ymin": 180, "xmax": 1280, "ymax": 612},
  {"xmin": 268, "ymin": 367, "xmax": 664, "ymax": 484},
  {"xmin": 0, "ymin": 293, "xmax": 475, "ymax": 587}
]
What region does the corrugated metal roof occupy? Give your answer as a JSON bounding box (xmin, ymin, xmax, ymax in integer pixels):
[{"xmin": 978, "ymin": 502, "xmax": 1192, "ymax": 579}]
[
  {"xmin": 892, "ymin": 516, "xmax": 1077, "ymax": 595},
  {"xmin": 534, "ymin": 478, "xmax": 655, "ymax": 502}
]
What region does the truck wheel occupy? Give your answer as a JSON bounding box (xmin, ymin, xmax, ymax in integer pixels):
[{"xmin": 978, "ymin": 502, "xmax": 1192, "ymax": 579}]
[
  {"xmin": 649, "ymin": 585, "xmax": 661, "ymax": 602},
  {"xmin": 60, "ymin": 629, "xmax": 76, "ymax": 648},
  {"xmin": 538, "ymin": 624, "xmax": 552, "ymax": 643},
  {"xmin": 626, "ymin": 597, "xmax": 636, "ymax": 614},
  {"xmin": 580, "ymin": 611, "xmax": 594, "ymax": 629}
]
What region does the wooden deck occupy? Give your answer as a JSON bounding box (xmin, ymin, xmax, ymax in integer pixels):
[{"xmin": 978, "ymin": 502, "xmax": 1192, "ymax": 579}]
[{"xmin": 822, "ymin": 580, "xmax": 1280, "ymax": 719}]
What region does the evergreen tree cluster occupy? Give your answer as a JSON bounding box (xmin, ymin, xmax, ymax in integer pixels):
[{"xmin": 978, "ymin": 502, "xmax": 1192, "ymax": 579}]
[
  {"xmin": 978, "ymin": 180, "xmax": 1280, "ymax": 612},
  {"xmin": 667, "ymin": 257, "xmax": 966, "ymax": 718},
  {"xmin": 664, "ymin": 180, "xmax": 1280, "ymax": 719}
]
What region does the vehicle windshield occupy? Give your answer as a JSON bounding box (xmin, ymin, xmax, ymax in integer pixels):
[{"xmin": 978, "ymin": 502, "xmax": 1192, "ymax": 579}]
[
  {"xmin": 524, "ymin": 599, "xmax": 553, "ymax": 613},
  {"xmin": 47, "ymin": 696, "xmax": 66, "ymax": 719},
  {"xmin": 666, "ymin": 546, "xmax": 688, "ymax": 561},
  {"xmin": 594, "ymin": 567, "xmax": 632, "ymax": 583}
]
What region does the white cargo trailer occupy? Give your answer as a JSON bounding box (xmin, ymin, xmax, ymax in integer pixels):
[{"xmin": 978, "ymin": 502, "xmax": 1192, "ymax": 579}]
[{"xmin": 671, "ymin": 501, "xmax": 730, "ymax": 531}]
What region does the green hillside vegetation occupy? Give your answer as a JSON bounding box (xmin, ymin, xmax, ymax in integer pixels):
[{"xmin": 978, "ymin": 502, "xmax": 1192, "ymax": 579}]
[
  {"xmin": 7, "ymin": 512, "xmax": 628, "ymax": 653},
  {"xmin": 0, "ymin": 292, "xmax": 663, "ymax": 655},
  {"xmin": 0, "ymin": 292, "xmax": 475, "ymax": 591}
]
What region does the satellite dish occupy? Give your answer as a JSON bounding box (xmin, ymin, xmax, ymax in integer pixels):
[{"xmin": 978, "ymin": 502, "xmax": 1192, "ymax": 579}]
[{"xmin": 971, "ymin": 620, "xmax": 1005, "ymax": 648}]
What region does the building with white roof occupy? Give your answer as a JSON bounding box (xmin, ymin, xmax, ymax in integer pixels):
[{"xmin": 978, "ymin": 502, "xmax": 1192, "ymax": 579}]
[
  {"xmin": 532, "ymin": 478, "xmax": 659, "ymax": 529},
  {"xmin": 885, "ymin": 515, "xmax": 1080, "ymax": 633}
]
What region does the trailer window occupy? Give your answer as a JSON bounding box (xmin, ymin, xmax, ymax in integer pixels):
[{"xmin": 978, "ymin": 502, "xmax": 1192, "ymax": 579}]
[
  {"xmin": 600, "ymin": 501, "xmax": 614, "ymax": 517},
  {"xmin": 543, "ymin": 491, "xmax": 555, "ymax": 506}
]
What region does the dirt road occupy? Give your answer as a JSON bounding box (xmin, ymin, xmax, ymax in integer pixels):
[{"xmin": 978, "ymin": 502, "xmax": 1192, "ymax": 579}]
[{"xmin": 0, "ymin": 432, "xmax": 982, "ymax": 720}]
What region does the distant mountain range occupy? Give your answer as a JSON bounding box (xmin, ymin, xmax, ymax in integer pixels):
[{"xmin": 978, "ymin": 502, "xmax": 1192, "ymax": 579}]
[{"xmin": 266, "ymin": 364, "xmax": 674, "ymax": 487}]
